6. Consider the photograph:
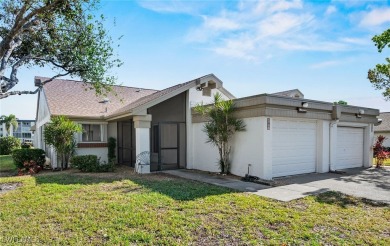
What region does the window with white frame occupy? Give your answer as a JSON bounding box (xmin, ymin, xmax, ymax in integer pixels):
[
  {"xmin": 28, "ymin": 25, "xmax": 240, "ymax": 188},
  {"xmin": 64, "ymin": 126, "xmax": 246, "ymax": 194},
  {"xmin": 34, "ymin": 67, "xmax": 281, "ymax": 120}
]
[{"xmin": 81, "ymin": 124, "xmax": 102, "ymax": 142}]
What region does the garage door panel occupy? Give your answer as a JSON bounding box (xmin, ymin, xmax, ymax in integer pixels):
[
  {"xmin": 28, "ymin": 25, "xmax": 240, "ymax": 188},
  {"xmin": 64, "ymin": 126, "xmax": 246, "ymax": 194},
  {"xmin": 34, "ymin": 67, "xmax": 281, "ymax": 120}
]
[
  {"xmin": 272, "ymin": 119, "xmax": 317, "ymax": 178},
  {"xmin": 335, "ymin": 127, "xmax": 363, "ymax": 169},
  {"xmin": 273, "ymin": 162, "xmax": 316, "ymax": 177}
]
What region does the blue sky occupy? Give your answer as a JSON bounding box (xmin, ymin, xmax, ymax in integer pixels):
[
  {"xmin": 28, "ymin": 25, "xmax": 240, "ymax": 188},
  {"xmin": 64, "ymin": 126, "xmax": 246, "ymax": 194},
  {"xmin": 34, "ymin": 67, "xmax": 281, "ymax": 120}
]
[{"xmin": 1, "ymin": 0, "xmax": 390, "ymax": 119}]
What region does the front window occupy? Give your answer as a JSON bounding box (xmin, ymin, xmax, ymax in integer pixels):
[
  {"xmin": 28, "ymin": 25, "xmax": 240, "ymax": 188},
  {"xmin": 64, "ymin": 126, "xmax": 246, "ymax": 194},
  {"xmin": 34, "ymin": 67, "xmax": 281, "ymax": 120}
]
[{"xmin": 82, "ymin": 124, "xmax": 101, "ymax": 142}]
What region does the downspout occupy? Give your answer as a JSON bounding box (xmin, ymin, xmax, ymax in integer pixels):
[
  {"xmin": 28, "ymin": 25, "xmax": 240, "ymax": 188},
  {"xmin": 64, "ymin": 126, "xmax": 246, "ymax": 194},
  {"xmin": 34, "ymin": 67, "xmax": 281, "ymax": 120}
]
[
  {"xmin": 329, "ymin": 105, "xmax": 340, "ymax": 172},
  {"xmin": 329, "ymin": 120, "xmax": 338, "ymax": 172}
]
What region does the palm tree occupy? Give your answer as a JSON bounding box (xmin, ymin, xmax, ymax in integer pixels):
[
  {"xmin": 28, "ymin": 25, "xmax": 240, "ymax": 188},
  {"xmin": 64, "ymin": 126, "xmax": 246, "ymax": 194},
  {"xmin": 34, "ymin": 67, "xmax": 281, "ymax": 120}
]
[
  {"xmin": 195, "ymin": 93, "xmax": 246, "ymax": 174},
  {"xmin": 44, "ymin": 116, "xmax": 82, "ymax": 170},
  {"xmin": 0, "ymin": 114, "xmax": 18, "ymax": 136}
]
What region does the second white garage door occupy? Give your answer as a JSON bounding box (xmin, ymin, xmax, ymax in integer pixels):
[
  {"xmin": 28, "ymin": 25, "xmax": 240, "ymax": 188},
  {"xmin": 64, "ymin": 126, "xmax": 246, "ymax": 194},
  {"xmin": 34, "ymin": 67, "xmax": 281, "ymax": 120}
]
[
  {"xmin": 272, "ymin": 119, "xmax": 317, "ymax": 177},
  {"xmin": 335, "ymin": 127, "xmax": 364, "ymax": 170}
]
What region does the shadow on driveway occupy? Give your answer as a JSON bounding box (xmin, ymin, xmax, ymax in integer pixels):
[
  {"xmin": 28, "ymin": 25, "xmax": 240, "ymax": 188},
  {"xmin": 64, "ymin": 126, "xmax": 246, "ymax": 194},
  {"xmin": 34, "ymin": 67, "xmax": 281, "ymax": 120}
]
[{"xmin": 274, "ymin": 167, "xmax": 390, "ymax": 204}]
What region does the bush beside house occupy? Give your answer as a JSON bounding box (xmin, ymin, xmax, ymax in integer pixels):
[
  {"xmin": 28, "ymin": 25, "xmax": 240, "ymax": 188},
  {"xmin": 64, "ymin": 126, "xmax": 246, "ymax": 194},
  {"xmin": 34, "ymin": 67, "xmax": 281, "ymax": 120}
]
[
  {"xmin": 12, "ymin": 148, "xmax": 46, "ymax": 175},
  {"xmin": 108, "ymin": 137, "xmax": 116, "ymax": 164},
  {"xmin": 43, "ymin": 116, "xmax": 82, "ymax": 170},
  {"xmin": 0, "ymin": 136, "xmax": 21, "ymax": 155},
  {"xmin": 72, "ymin": 155, "xmax": 114, "ymax": 172},
  {"xmin": 373, "ymin": 135, "xmax": 389, "ymax": 167}
]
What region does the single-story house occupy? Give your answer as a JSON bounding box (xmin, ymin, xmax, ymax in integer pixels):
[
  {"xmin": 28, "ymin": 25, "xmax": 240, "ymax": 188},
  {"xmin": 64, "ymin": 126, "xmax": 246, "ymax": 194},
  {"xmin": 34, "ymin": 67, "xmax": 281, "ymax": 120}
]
[
  {"xmin": 34, "ymin": 74, "xmax": 380, "ymax": 180},
  {"xmin": 374, "ymin": 112, "xmax": 390, "ymax": 147}
]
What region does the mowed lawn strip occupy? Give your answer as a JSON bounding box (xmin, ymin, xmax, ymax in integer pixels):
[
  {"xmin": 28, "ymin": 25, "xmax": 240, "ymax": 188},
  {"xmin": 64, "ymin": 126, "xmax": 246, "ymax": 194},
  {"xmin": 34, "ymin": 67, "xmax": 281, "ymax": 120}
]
[
  {"xmin": 0, "ymin": 155, "xmax": 16, "ymax": 172},
  {"xmin": 0, "ymin": 168, "xmax": 389, "ymax": 245},
  {"xmin": 373, "ymin": 158, "xmax": 390, "ymax": 166}
]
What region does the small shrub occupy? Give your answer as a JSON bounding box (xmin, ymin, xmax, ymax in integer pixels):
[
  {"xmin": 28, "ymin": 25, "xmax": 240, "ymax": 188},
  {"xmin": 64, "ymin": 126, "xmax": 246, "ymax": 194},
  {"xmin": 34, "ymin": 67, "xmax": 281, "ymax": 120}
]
[
  {"xmin": 373, "ymin": 135, "xmax": 389, "ymax": 168},
  {"xmin": 108, "ymin": 137, "xmax": 116, "ymax": 163},
  {"xmin": 17, "ymin": 160, "xmax": 42, "ymax": 176},
  {"xmin": 12, "ymin": 148, "xmax": 46, "ymax": 169},
  {"xmin": 71, "ymin": 155, "xmax": 115, "ymax": 172},
  {"xmin": 0, "ymin": 136, "xmax": 21, "ymax": 155},
  {"xmin": 99, "ymin": 161, "xmax": 115, "ymax": 172},
  {"xmin": 71, "ymin": 155, "xmax": 99, "ymax": 172},
  {"xmin": 21, "ymin": 142, "xmax": 33, "ymax": 149}
]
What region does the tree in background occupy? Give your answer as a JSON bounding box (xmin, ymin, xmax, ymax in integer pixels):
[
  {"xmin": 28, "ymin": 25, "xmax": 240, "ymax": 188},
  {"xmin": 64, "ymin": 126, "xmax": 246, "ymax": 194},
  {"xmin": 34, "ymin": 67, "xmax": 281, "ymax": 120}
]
[
  {"xmin": 333, "ymin": 100, "xmax": 348, "ymax": 105},
  {"xmin": 0, "ymin": 114, "xmax": 18, "ymax": 135},
  {"xmin": 44, "ymin": 116, "xmax": 81, "ymax": 170},
  {"xmin": 0, "ymin": 0, "xmax": 122, "ymax": 99},
  {"xmin": 368, "ymin": 29, "xmax": 390, "ymax": 99},
  {"xmin": 195, "ymin": 93, "xmax": 246, "ymax": 174}
]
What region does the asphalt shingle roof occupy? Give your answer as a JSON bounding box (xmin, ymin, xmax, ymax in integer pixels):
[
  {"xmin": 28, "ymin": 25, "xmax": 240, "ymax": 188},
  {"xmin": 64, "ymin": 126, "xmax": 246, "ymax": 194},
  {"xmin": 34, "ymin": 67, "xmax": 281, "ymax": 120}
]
[
  {"xmin": 38, "ymin": 77, "xmax": 158, "ymax": 118},
  {"xmin": 374, "ymin": 112, "xmax": 390, "ymax": 132}
]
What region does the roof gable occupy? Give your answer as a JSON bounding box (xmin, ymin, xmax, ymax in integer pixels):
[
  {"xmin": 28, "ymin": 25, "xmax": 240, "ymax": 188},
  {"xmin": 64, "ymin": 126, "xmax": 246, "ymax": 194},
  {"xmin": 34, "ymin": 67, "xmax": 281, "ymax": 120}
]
[
  {"xmin": 107, "ymin": 74, "xmax": 234, "ymax": 119},
  {"xmin": 271, "ymin": 89, "xmax": 304, "ymax": 99},
  {"xmin": 38, "ymin": 77, "xmax": 157, "ymax": 119},
  {"xmin": 374, "ymin": 112, "xmax": 390, "ymax": 132}
]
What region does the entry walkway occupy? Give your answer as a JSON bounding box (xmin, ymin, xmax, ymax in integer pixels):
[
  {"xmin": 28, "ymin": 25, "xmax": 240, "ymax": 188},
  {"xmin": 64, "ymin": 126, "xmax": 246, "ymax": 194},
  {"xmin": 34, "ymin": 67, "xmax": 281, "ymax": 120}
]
[
  {"xmin": 163, "ymin": 168, "xmax": 390, "ymax": 203},
  {"xmin": 163, "ymin": 169, "xmax": 269, "ymax": 192},
  {"xmin": 163, "ymin": 169, "xmax": 326, "ymax": 202}
]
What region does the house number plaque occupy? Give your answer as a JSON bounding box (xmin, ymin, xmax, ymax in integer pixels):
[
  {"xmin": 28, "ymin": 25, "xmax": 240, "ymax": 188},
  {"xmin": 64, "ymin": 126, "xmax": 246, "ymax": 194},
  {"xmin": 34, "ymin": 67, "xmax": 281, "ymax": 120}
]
[{"xmin": 267, "ymin": 118, "xmax": 270, "ymax": 130}]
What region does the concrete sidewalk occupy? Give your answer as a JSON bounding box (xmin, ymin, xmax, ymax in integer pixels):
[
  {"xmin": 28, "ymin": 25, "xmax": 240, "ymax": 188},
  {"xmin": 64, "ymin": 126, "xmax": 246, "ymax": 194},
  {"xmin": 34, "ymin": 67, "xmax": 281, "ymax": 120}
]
[
  {"xmin": 163, "ymin": 170, "xmax": 327, "ymax": 202},
  {"xmin": 163, "ymin": 169, "xmax": 270, "ymax": 192}
]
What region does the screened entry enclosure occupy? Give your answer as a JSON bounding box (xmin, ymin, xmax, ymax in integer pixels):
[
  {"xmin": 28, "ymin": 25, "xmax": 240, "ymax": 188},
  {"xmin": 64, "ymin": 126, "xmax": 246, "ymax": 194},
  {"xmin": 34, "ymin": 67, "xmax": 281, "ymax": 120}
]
[
  {"xmin": 117, "ymin": 121, "xmax": 186, "ymax": 171},
  {"xmin": 151, "ymin": 122, "xmax": 186, "ymax": 171},
  {"xmin": 117, "ymin": 121, "xmax": 136, "ymax": 167}
]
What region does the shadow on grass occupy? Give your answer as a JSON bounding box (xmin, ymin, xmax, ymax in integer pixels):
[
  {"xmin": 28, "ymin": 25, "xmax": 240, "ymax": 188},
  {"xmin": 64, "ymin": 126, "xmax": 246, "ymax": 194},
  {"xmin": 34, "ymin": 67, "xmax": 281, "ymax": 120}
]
[
  {"xmin": 34, "ymin": 170, "xmax": 234, "ymax": 201},
  {"xmin": 315, "ymin": 191, "xmax": 389, "ymax": 208}
]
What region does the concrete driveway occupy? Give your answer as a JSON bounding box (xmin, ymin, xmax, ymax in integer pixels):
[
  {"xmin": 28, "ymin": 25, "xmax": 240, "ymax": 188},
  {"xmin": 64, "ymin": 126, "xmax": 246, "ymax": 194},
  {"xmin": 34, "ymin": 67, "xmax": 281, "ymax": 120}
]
[
  {"xmin": 165, "ymin": 167, "xmax": 390, "ymax": 203},
  {"xmin": 272, "ymin": 167, "xmax": 390, "ymax": 204}
]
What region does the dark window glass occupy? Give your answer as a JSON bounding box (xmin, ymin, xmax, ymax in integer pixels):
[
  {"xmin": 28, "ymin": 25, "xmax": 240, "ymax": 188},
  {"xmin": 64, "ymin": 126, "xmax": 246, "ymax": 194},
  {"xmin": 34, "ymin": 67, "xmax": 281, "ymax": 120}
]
[{"xmin": 82, "ymin": 124, "xmax": 101, "ymax": 142}]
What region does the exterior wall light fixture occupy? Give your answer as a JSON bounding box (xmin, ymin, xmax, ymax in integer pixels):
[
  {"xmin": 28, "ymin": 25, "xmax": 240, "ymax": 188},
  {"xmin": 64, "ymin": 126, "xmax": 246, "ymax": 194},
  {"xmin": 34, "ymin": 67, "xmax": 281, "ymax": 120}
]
[
  {"xmin": 356, "ymin": 109, "xmax": 364, "ymax": 118},
  {"xmin": 297, "ymin": 101, "xmax": 308, "ymax": 113}
]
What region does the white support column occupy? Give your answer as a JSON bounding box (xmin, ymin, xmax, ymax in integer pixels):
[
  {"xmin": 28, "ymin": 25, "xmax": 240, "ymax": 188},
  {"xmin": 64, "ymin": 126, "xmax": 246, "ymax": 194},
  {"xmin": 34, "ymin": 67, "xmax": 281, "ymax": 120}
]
[
  {"xmin": 329, "ymin": 121, "xmax": 338, "ymax": 171},
  {"xmin": 258, "ymin": 117, "xmax": 273, "ymax": 180},
  {"xmin": 185, "ymin": 91, "xmax": 194, "ymax": 169},
  {"xmin": 133, "ymin": 115, "xmax": 152, "ymax": 174},
  {"xmin": 316, "ymin": 120, "xmax": 330, "ymax": 173},
  {"xmin": 364, "ymin": 124, "xmax": 374, "ymax": 167}
]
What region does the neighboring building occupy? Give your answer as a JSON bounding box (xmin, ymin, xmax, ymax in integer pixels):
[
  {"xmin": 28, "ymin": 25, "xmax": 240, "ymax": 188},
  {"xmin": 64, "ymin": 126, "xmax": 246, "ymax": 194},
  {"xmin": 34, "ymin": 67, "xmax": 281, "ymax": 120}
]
[
  {"xmin": 0, "ymin": 119, "xmax": 35, "ymax": 143},
  {"xmin": 271, "ymin": 89, "xmax": 304, "ymax": 99},
  {"xmin": 374, "ymin": 112, "xmax": 390, "ymax": 147},
  {"xmin": 34, "ymin": 74, "xmax": 379, "ymax": 179}
]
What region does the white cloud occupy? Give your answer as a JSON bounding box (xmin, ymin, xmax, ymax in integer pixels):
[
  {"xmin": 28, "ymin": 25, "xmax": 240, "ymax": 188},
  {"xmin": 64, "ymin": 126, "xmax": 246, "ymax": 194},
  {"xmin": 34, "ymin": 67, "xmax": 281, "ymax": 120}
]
[
  {"xmin": 214, "ymin": 37, "xmax": 257, "ymax": 60},
  {"xmin": 267, "ymin": 0, "xmax": 303, "ymax": 13},
  {"xmin": 257, "ymin": 12, "xmax": 313, "ymax": 38},
  {"xmin": 137, "ymin": 0, "xmax": 207, "ymax": 15},
  {"xmin": 339, "ymin": 37, "xmax": 370, "ymax": 45},
  {"xmin": 278, "ymin": 40, "xmax": 347, "ymax": 52},
  {"xmin": 360, "ymin": 7, "xmax": 390, "ymax": 27},
  {"xmin": 325, "ymin": 5, "xmax": 337, "ymax": 15},
  {"xmin": 310, "ymin": 60, "xmax": 341, "ymax": 69},
  {"xmin": 204, "ymin": 16, "xmax": 240, "ymax": 31},
  {"xmin": 178, "ymin": 0, "xmax": 373, "ymax": 60}
]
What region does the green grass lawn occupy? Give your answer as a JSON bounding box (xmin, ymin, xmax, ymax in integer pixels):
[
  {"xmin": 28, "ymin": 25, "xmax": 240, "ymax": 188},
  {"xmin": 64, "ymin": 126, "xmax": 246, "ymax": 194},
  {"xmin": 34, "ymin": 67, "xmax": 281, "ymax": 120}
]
[
  {"xmin": 0, "ymin": 168, "xmax": 389, "ymax": 245},
  {"xmin": 0, "ymin": 155, "xmax": 16, "ymax": 173},
  {"xmin": 373, "ymin": 158, "xmax": 390, "ymax": 166}
]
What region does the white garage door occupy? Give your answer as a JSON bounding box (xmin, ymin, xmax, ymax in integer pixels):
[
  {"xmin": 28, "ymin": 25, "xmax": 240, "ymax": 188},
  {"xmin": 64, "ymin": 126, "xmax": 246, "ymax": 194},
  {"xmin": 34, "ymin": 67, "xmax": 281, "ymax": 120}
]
[
  {"xmin": 272, "ymin": 119, "xmax": 317, "ymax": 177},
  {"xmin": 335, "ymin": 127, "xmax": 364, "ymax": 170}
]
